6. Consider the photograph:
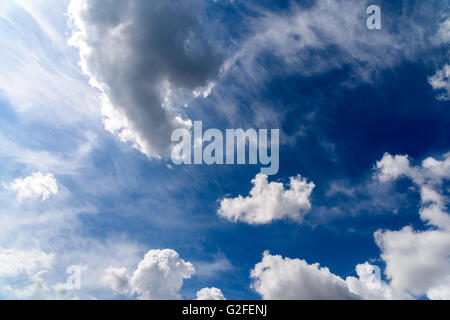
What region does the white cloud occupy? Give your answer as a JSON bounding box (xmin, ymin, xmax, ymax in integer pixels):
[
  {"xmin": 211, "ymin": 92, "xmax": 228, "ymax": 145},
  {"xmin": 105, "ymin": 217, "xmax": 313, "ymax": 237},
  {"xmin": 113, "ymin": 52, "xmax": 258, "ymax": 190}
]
[
  {"xmin": 68, "ymin": 0, "xmax": 222, "ymax": 158},
  {"xmin": 428, "ymin": 64, "xmax": 450, "ymax": 101},
  {"xmin": 375, "ymin": 152, "xmax": 450, "ymax": 229},
  {"xmin": 374, "ymin": 152, "xmax": 450, "ymax": 299},
  {"xmin": 0, "ymin": 248, "xmax": 54, "ymax": 278},
  {"xmin": 4, "ymin": 172, "xmax": 59, "ymax": 202},
  {"xmin": 250, "ymin": 252, "xmax": 398, "ymax": 300},
  {"xmin": 375, "ymin": 153, "xmax": 412, "ymax": 183},
  {"xmin": 218, "ymin": 173, "xmax": 315, "ymax": 224},
  {"xmin": 375, "ymin": 227, "xmax": 450, "ymax": 299},
  {"xmin": 250, "ymin": 251, "xmax": 357, "ymax": 300},
  {"xmin": 196, "ymin": 287, "xmax": 226, "ymax": 300},
  {"xmin": 103, "ymin": 249, "xmax": 195, "ymax": 300},
  {"xmin": 432, "ymin": 18, "xmax": 450, "ymax": 45},
  {"xmin": 346, "ymin": 262, "xmax": 394, "ymax": 300}
]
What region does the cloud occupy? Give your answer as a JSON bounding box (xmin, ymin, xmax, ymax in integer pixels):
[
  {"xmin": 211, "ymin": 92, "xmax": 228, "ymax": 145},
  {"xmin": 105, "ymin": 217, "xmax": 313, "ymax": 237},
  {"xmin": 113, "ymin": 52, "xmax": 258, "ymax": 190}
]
[
  {"xmin": 68, "ymin": 0, "xmax": 222, "ymax": 158},
  {"xmin": 4, "ymin": 172, "xmax": 59, "ymax": 202},
  {"xmin": 227, "ymin": 0, "xmax": 434, "ymax": 86},
  {"xmin": 375, "ymin": 152, "xmax": 450, "ymax": 299},
  {"xmin": 218, "ymin": 173, "xmax": 315, "ymax": 224},
  {"xmin": 194, "ymin": 254, "xmax": 233, "ymax": 278},
  {"xmin": 102, "ymin": 267, "xmax": 131, "ymax": 294},
  {"xmin": 428, "ymin": 64, "xmax": 450, "ymax": 101},
  {"xmin": 196, "ymin": 287, "xmax": 226, "ymax": 300},
  {"xmin": 346, "ymin": 262, "xmax": 394, "ymax": 300},
  {"xmin": 0, "ymin": 248, "xmax": 54, "ymax": 278},
  {"xmin": 250, "ymin": 251, "xmax": 357, "ymax": 300},
  {"xmin": 432, "ymin": 18, "xmax": 450, "ymax": 45},
  {"xmin": 375, "ymin": 152, "xmax": 450, "ymax": 228},
  {"xmin": 102, "ymin": 249, "xmax": 195, "ymax": 300},
  {"xmin": 251, "ymin": 252, "xmax": 396, "ymax": 300}
]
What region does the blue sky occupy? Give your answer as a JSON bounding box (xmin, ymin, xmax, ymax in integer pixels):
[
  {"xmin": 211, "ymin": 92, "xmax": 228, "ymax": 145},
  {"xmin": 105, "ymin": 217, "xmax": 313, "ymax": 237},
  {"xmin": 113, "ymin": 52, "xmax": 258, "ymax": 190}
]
[{"xmin": 0, "ymin": 0, "xmax": 449, "ymax": 300}]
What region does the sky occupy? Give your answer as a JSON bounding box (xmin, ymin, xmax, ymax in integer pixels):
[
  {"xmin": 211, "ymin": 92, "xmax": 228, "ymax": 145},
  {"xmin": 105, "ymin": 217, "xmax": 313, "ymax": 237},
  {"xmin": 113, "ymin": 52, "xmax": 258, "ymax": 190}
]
[{"xmin": 0, "ymin": 0, "xmax": 449, "ymax": 300}]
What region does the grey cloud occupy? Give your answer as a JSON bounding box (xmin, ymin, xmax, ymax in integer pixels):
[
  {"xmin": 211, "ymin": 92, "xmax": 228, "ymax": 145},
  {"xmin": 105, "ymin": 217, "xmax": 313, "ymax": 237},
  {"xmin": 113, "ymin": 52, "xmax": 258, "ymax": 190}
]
[{"xmin": 69, "ymin": 0, "xmax": 222, "ymax": 157}]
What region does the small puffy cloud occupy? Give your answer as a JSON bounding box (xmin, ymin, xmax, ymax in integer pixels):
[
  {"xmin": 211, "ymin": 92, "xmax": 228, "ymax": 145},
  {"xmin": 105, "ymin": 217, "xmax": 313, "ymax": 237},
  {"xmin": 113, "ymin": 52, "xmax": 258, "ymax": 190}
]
[
  {"xmin": 102, "ymin": 249, "xmax": 195, "ymax": 300},
  {"xmin": 196, "ymin": 287, "xmax": 226, "ymax": 300},
  {"xmin": 0, "ymin": 248, "xmax": 54, "ymax": 278},
  {"xmin": 428, "ymin": 64, "xmax": 450, "ymax": 101},
  {"xmin": 218, "ymin": 174, "xmax": 315, "ymax": 225},
  {"xmin": 68, "ymin": 0, "xmax": 222, "ymax": 158},
  {"xmin": 375, "ymin": 153, "xmax": 412, "ymax": 183},
  {"xmin": 4, "ymin": 172, "xmax": 59, "ymax": 202},
  {"xmin": 250, "ymin": 251, "xmax": 356, "ymax": 300}
]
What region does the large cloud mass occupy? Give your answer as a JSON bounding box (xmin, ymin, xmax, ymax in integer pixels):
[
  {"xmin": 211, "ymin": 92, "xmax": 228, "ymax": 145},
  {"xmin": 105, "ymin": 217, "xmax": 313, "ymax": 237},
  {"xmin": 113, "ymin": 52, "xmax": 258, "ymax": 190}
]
[{"xmin": 68, "ymin": 0, "xmax": 222, "ymax": 158}]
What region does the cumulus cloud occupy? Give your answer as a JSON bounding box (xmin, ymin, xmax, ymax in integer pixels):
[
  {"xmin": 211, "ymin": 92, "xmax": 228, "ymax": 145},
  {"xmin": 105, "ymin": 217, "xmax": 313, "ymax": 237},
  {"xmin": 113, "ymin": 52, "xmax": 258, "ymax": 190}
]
[
  {"xmin": 251, "ymin": 252, "xmax": 397, "ymax": 300},
  {"xmin": 4, "ymin": 172, "xmax": 59, "ymax": 202},
  {"xmin": 250, "ymin": 251, "xmax": 357, "ymax": 300},
  {"xmin": 102, "ymin": 249, "xmax": 195, "ymax": 300},
  {"xmin": 251, "ymin": 151, "xmax": 450, "ymax": 300},
  {"xmin": 218, "ymin": 173, "xmax": 315, "ymax": 224},
  {"xmin": 68, "ymin": 0, "xmax": 222, "ymax": 158},
  {"xmin": 375, "ymin": 152, "xmax": 450, "ymax": 299},
  {"xmin": 196, "ymin": 287, "xmax": 226, "ymax": 300}
]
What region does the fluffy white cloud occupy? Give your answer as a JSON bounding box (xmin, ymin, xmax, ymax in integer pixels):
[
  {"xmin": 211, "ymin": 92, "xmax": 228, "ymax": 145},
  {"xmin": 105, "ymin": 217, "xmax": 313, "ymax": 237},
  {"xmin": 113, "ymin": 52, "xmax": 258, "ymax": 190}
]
[
  {"xmin": 375, "ymin": 227, "xmax": 450, "ymax": 299},
  {"xmin": 250, "ymin": 252, "xmax": 398, "ymax": 300},
  {"xmin": 196, "ymin": 287, "xmax": 226, "ymax": 300},
  {"xmin": 102, "ymin": 249, "xmax": 195, "ymax": 300},
  {"xmin": 374, "ymin": 152, "xmax": 450, "ymax": 299},
  {"xmin": 4, "ymin": 172, "xmax": 59, "ymax": 202},
  {"xmin": 218, "ymin": 174, "xmax": 315, "ymax": 224},
  {"xmin": 0, "ymin": 248, "xmax": 54, "ymax": 278},
  {"xmin": 68, "ymin": 0, "xmax": 222, "ymax": 158},
  {"xmin": 250, "ymin": 251, "xmax": 357, "ymax": 300}
]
